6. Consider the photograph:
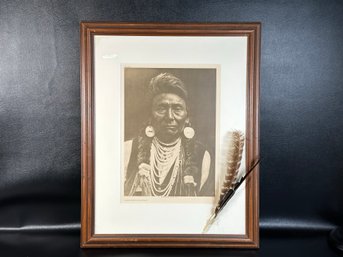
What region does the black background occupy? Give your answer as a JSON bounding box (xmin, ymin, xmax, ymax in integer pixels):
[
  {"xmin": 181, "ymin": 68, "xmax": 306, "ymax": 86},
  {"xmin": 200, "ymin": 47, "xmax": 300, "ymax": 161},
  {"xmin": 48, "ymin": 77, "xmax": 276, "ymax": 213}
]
[{"xmin": 0, "ymin": 0, "xmax": 342, "ymax": 256}]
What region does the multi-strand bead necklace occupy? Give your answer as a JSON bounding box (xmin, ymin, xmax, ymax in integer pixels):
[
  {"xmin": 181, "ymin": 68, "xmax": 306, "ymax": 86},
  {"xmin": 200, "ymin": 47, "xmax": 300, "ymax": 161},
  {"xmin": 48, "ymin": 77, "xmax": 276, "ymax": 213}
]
[{"xmin": 149, "ymin": 137, "xmax": 182, "ymax": 196}]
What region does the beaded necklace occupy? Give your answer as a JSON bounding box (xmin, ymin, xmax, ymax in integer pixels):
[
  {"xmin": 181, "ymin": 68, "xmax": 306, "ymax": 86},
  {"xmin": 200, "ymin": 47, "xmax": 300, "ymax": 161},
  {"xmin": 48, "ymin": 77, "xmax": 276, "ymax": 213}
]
[{"xmin": 149, "ymin": 137, "xmax": 182, "ymax": 196}]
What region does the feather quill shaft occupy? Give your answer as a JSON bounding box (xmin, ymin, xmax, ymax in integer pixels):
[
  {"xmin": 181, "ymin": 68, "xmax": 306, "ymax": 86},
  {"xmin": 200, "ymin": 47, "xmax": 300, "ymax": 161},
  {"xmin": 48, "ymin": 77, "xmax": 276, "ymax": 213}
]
[{"xmin": 202, "ymin": 159, "xmax": 260, "ymax": 233}]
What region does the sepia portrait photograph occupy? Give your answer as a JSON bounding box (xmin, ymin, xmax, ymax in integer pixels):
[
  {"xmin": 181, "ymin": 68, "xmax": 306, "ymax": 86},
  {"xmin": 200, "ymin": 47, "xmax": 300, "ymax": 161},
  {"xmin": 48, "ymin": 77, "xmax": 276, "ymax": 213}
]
[{"xmin": 123, "ymin": 66, "xmax": 218, "ymax": 198}]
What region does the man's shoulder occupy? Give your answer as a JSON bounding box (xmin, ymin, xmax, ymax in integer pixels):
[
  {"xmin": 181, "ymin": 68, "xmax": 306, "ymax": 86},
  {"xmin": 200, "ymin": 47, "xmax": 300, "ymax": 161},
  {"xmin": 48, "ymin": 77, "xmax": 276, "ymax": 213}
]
[
  {"xmin": 124, "ymin": 139, "xmax": 133, "ymax": 147},
  {"xmin": 124, "ymin": 139, "xmax": 134, "ymax": 157},
  {"xmin": 189, "ymin": 140, "xmax": 211, "ymax": 161},
  {"xmin": 193, "ymin": 140, "xmax": 209, "ymax": 153}
]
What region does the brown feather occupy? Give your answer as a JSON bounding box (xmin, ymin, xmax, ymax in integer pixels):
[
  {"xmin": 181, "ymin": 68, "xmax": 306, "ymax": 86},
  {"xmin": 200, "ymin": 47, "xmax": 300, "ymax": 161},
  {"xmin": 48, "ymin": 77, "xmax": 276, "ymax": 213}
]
[
  {"xmin": 219, "ymin": 131, "xmax": 244, "ymax": 200},
  {"xmin": 203, "ymin": 130, "xmax": 244, "ymax": 233}
]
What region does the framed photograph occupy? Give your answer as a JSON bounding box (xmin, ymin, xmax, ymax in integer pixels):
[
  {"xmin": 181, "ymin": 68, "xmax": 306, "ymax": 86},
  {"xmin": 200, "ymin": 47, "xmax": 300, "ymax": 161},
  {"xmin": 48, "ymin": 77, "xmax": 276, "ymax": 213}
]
[{"xmin": 80, "ymin": 22, "xmax": 260, "ymax": 248}]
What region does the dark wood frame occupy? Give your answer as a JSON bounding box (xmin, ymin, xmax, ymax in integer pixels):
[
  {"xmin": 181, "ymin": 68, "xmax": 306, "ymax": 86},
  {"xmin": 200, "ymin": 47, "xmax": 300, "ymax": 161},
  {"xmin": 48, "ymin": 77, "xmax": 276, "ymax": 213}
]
[{"xmin": 80, "ymin": 22, "xmax": 261, "ymax": 248}]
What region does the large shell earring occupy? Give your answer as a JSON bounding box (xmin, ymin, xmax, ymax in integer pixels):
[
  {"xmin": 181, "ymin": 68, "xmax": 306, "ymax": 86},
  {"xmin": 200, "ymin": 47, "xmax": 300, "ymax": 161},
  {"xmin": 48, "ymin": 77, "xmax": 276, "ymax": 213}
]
[
  {"xmin": 183, "ymin": 121, "xmax": 195, "ymax": 139},
  {"xmin": 145, "ymin": 125, "xmax": 155, "ymax": 138}
]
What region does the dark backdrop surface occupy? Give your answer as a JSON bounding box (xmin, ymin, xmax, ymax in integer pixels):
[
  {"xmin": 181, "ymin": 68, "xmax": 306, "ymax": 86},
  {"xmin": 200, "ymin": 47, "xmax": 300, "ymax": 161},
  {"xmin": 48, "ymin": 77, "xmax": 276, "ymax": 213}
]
[{"xmin": 0, "ymin": 0, "xmax": 342, "ymax": 256}]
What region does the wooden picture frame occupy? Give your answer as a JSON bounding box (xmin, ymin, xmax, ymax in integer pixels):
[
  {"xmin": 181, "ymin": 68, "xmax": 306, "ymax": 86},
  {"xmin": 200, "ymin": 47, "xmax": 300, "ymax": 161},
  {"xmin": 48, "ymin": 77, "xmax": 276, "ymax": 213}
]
[{"xmin": 80, "ymin": 22, "xmax": 260, "ymax": 248}]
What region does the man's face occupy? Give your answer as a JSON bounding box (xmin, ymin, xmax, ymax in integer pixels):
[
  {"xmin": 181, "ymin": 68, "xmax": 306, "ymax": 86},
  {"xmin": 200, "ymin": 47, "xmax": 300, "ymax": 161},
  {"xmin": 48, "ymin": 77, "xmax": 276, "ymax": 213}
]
[{"xmin": 151, "ymin": 93, "xmax": 188, "ymax": 143}]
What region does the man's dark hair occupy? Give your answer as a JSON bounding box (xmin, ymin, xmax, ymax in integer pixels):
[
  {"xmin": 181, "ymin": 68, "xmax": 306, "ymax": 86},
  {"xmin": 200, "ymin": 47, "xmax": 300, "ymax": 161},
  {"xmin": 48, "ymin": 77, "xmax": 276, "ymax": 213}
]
[{"xmin": 147, "ymin": 73, "xmax": 188, "ymax": 102}]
